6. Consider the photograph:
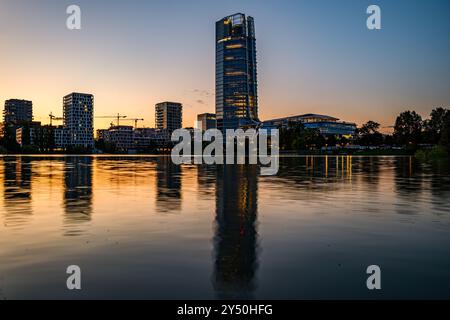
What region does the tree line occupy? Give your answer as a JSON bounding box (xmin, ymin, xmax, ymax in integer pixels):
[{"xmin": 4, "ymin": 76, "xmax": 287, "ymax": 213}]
[{"xmin": 356, "ymin": 107, "xmax": 450, "ymax": 150}]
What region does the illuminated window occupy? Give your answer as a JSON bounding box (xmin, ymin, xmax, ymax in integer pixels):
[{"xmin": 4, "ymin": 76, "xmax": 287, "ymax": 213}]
[{"xmin": 226, "ymin": 44, "xmax": 244, "ymax": 49}]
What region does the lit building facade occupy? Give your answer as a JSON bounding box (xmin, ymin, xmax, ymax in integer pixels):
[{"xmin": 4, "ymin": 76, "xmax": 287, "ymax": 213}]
[
  {"xmin": 262, "ymin": 114, "xmax": 357, "ymax": 136},
  {"xmin": 63, "ymin": 93, "xmax": 94, "ymax": 149},
  {"xmin": 155, "ymin": 102, "xmax": 182, "ymax": 133},
  {"xmin": 216, "ymin": 13, "xmax": 258, "ymax": 132}
]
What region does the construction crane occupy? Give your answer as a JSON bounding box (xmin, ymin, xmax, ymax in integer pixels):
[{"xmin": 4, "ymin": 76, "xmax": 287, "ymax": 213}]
[
  {"xmin": 122, "ymin": 118, "xmax": 144, "ymax": 128},
  {"xmin": 49, "ymin": 112, "xmax": 63, "ymax": 126},
  {"xmin": 95, "ymin": 113, "xmax": 127, "ymax": 126}
]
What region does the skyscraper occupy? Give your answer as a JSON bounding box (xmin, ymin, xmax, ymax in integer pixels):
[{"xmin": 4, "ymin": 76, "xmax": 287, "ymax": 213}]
[
  {"xmin": 63, "ymin": 92, "xmax": 94, "ymax": 149},
  {"xmin": 155, "ymin": 102, "xmax": 183, "ymax": 133},
  {"xmin": 216, "ymin": 13, "xmax": 258, "ymax": 132},
  {"xmin": 4, "ymin": 99, "xmax": 33, "ymax": 124}
]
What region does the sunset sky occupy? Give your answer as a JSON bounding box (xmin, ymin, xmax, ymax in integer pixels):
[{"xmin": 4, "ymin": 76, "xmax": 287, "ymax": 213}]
[{"xmin": 1, "ymin": 0, "xmax": 449, "ymax": 132}]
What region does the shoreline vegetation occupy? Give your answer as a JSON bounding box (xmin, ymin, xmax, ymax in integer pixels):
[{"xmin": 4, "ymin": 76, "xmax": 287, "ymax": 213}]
[{"xmin": 1, "ymin": 108, "xmax": 449, "ymax": 161}]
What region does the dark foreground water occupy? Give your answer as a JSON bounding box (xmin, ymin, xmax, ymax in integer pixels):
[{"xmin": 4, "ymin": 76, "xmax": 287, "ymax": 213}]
[{"xmin": 0, "ymin": 155, "xmax": 449, "ymax": 299}]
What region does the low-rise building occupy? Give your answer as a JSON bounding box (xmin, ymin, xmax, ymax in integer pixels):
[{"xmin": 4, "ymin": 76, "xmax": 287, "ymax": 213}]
[
  {"xmin": 102, "ymin": 125, "xmax": 134, "ymax": 152},
  {"xmin": 133, "ymin": 128, "xmax": 157, "ymax": 150},
  {"xmin": 15, "ymin": 121, "xmax": 42, "ymax": 146},
  {"xmin": 15, "ymin": 122, "xmax": 57, "ymax": 150},
  {"xmin": 54, "ymin": 126, "xmax": 69, "ymax": 149},
  {"xmin": 262, "ymin": 113, "xmax": 356, "ymax": 136}
]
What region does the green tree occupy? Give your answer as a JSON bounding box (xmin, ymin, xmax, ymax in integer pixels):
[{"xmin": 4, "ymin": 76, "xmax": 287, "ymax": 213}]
[
  {"xmin": 439, "ymin": 111, "xmax": 450, "ymax": 152},
  {"xmin": 325, "ymin": 135, "xmax": 337, "ymax": 147},
  {"xmin": 0, "ymin": 123, "xmax": 21, "ymax": 153},
  {"xmin": 422, "ymin": 107, "xmax": 449, "ymax": 144},
  {"xmin": 394, "ymin": 111, "xmax": 423, "ymax": 146},
  {"xmin": 279, "ymin": 122, "xmax": 324, "ymax": 151},
  {"xmin": 357, "ymin": 120, "xmax": 383, "ymax": 146},
  {"xmin": 303, "ymin": 128, "xmax": 325, "ymax": 149}
]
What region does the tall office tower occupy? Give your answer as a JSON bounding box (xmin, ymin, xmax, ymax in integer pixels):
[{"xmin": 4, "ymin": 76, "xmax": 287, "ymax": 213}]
[
  {"xmin": 63, "ymin": 92, "xmax": 94, "ymax": 149},
  {"xmin": 216, "ymin": 13, "xmax": 258, "ymax": 132},
  {"xmin": 4, "ymin": 99, "xmax": 33, "ymax": 124},
  {"xmin": 155, "ymin": 102, "xmax": 183, "ymax": 133}
]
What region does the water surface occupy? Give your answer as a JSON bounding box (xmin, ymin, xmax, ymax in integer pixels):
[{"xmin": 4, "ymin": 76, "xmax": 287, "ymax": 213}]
[{"xmin": 0, "ymin": 155, "xmax": 449, "ymax": 299}]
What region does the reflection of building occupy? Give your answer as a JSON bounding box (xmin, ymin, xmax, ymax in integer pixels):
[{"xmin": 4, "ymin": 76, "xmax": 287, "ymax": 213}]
[
  {"xmin": 63, "ymin": 92, "xmax": 94, "ymax": 149},
  {"xmin": 2, "ymin": 157, "xmax": 33, "ymax": 228},
  {"xmin": 63, "ymin": 157, "xmax": 93, "ymax": 236},
  {"xmin": 262, "ymin": 113, "xmax": 357, "ymax": 136},
  {"xmin": 196, "ymin": 165, "xmax": 217, "ymax": 200},
  {"xmin": 197, "ymin": 113, "xmax": 216, "ymax": 131},
  {"xmin": 216, "ymin": 13, "xmax": 258, "ymax": 132},
  {"xmin": 213, "ymin": 165, "xmax": 259, "ymax": 299},
  {"xmin": 155, "ymin": 102, "xmax": 182, "ymax": 133},
  {"xmin": 4, "ymin": 99, "xmax": 33, "ymax": 124},
  {"xmin": 155, "ymin": 157, "xmax": 182, "ymax": 212}
]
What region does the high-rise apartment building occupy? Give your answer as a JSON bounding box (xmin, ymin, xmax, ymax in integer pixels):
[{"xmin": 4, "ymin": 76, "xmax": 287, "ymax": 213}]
[
  {"xmin": 63, "ymin": 92, "xmax": 94, "ymax": 149},
  {"xmin": 4, "ymin": 99, "xmax": 33, "ymax": 124},
  {"xmin": 216, "ymin": 13, "xmax": 258, "ymax": 132},
  {"xmin": 155, "ymin": 102, "xmax": 182, "ymax": 133}
]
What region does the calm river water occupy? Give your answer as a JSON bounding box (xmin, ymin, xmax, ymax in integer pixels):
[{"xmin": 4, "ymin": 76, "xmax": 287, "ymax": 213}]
[{"xmin": 0, "ymin": 155, "xmax": 449, "ymax": 299}]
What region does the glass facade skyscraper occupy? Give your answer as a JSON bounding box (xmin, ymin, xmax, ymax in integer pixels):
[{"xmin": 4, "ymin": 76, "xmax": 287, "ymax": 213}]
[{"xmin": 216, "ymin": 13, "xmax": 258, "ymax": 132}]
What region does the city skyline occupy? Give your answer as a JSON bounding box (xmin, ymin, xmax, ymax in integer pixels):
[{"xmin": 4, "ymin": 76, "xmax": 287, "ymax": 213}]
[{"xmin": 1, "ymin": 0, "xmax": 450, "ymax": 132}]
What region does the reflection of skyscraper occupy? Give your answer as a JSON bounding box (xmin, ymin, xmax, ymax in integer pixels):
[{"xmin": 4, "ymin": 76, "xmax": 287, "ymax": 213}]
[
  {"xmin": 2, "ymin": 156, "xmax": 32, "ymax": 228},
  {"xmin": 213, "ymin": 165, "xmax": 259, "ymax": 299},
  {"xmin": 63, "ymin": 156, "xmax": 93, "ymax": 236},
  {"xmin": 216, "ymin": 13, "xmax": 258, "ymax": 132},
  {"xmin": 155, "ymin": 157, "xmax": 182, "ymax": 212},
  {"xmin": 196, "ymin": 164, "xmax": 216, "ymax": 200}
]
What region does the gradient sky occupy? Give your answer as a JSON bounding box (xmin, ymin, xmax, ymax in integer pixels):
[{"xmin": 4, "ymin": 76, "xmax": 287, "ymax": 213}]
[{"xmin": 1, "ymin": 0, "xmax": 449, "ymax": 132}]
